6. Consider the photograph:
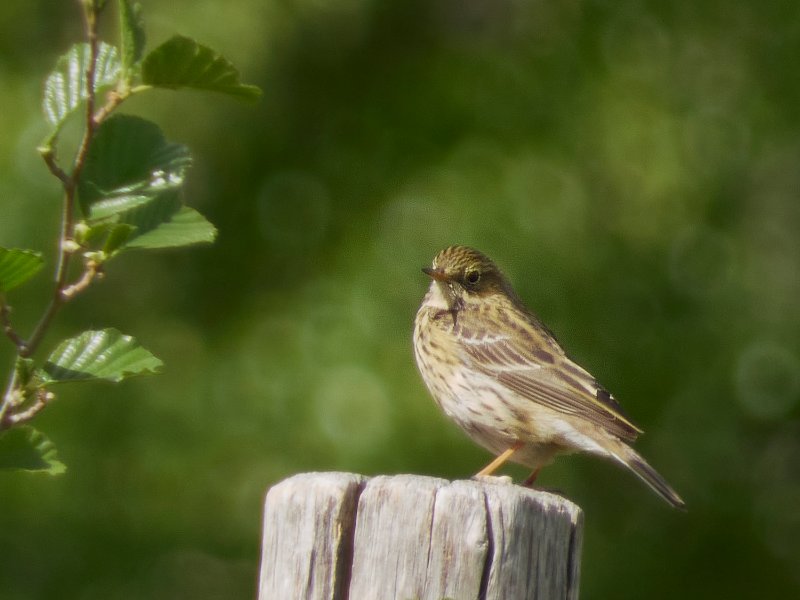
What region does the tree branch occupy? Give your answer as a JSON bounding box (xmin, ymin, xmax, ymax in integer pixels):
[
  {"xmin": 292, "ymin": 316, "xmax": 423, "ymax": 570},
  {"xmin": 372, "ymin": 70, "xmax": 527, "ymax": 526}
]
[
  {"xmin": 3, "ymin": 389, "xmax": 55, "ymax": 428},
  {"xmin": 93, "ymin": 89, "xmax": 128, "ymax": 125},
  {"xmin": 0, "ymin": 301, "xmax": 27, "ymax": 351},
  {"xmin": 40, "ymin": 146, "xmax": 71, "ymax": 186},
  {"xmin": 24, "ymin": 4, "xmax": 101, "ymax": 360},
  {"xmin": 61, "ymin": 259, "xmax": 102, "ymax": 300}
]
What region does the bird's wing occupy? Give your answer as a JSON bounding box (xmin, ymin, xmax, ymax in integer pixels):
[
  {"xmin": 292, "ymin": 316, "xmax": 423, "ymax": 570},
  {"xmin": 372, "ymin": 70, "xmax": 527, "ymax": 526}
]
[{"xmin": 459, "ymin": 317, "xmax": 642, "ymax": 442}]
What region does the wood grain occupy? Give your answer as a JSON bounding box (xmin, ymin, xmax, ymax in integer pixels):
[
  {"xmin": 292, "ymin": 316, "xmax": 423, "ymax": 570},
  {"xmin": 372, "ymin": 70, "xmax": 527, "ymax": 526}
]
[{"xmin": 259, "ymin": 473, "xmax": 582, "ymax": 600}]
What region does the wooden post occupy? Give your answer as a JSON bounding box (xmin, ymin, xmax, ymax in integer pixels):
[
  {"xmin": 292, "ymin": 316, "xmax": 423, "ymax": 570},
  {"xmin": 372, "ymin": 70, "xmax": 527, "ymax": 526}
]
[{"xmin": 258, "ymin": 473, "xmax": 583, "ymax": 600}]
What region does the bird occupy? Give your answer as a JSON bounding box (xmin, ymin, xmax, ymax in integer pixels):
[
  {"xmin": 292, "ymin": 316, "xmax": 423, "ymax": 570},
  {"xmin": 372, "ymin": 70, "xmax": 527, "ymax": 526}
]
[{"xmin": 413, "ymin": 245, "xmax": 685, "ymax": 509}]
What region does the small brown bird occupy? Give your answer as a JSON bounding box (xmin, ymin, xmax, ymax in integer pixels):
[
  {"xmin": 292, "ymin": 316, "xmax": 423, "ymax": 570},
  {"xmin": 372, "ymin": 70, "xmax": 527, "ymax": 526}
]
[{"xmin": 413, "ymin": 245, "xmax": 685, "ymax": 509}]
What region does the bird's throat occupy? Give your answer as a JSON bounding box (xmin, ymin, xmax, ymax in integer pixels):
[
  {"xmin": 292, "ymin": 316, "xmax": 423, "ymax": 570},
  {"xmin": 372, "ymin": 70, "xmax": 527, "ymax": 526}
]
[{"xmin": 426, "ymin": 281, "xmax": 464, "ymax": 326}]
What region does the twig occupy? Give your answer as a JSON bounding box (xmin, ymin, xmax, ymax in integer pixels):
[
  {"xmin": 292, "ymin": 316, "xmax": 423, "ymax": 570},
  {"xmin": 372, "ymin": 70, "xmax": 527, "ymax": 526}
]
[
  {"xmin": 40, "ymin": 147, "xmax": 71, "ymax": 186},
  {"xmin": 0, "ymin": 302, "xmax": 27, "ymax": 351},
  {"xmin": 23, "ymin": 4, "xmax": 101, "ymax": 359},
  {"xmin": 3, "ymin": 389, "xmax": 55, "ymax": 427},
  {"xmin": 92, "ymin": 89, "xmax": 128, "ymax": 125},
  {"xmin": 71, "ymin": 6, "xmax": 99, "ymax": 187},
  {"xmin": 61, "ymin": 260, "xmax": 102, "ymax": 300},
  {"xmin": 21, "ymin": 296, "xmax": 63, "ymax": 359},
  {"xmin": 0, "ymin": 371, "xmax": 19, "ymax": 427}
]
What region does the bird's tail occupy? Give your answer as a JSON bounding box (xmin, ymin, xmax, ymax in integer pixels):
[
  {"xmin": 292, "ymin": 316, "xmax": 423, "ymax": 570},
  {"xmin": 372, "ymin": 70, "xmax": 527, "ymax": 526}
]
[{"xmin": 608, "ymin": 442, "xmax": 686, "ymax": 510}]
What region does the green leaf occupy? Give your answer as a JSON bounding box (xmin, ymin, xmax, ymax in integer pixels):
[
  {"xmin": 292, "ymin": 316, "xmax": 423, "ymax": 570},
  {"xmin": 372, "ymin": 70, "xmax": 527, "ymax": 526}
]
[
  {"xmin": 119, "ymin": 0, "xmax": 145, "ymax": 76},
  {"xmin": 75, "ymin": 222, "xmax": 134, "ymax": 258},
  {"xmin": 89, "ymin": 193, "xmax": 157, "ymax": 220},
  {"xmin": 78, "ymin": 114, "xmax": 191, "ymax": 217},
  {"xmin": 75, "ymin": 115, "xmax": 216, "ymax": 253},
  {"xmin": 40, "ymin": 328, "xmax": 163, "ymax": 384},
  {"xmin": 103, "ymin": 223, "xmax": 137, "ymax": 255},
  {"xmin": 142, "ymin": 35, "xmax": 261, "ymax": 102},
  {"xmin": 0, "ymin": 426, "xmax": 66, "ymax": 475},
  {"xmin": 0, "ymin": 248, "xmax": 44, "ymax": 292},
  {"xmin": 13, "ymin": 357, "xmax": 37, "ymax": 390},
  {"xmin": 93, "ymin": 190, "xmax": 216, "ymax": 250},
  {"xmin": 125, "ymin": 206, "xmax": 217, "ymax": 249},
  {"xmin": 42, "ymin": 42, "xmax": 121, "ymax": 130}
]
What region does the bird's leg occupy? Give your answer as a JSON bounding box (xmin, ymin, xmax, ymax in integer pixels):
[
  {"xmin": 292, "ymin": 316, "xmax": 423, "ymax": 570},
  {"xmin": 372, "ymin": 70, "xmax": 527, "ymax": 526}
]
[
  {"xmin": 522, "ymin": 467, "xmax": 541, "ymax": 487},
  {"xmin": 475, "ymin": 441, "xmax": 524, "ymax": 477}
]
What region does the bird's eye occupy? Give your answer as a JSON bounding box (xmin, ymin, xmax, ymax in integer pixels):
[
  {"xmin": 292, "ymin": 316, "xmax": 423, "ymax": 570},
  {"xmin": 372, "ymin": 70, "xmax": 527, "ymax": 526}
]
[{"xmin": 465, "ymin": 270, "xmax": 481, "ymax": 286}]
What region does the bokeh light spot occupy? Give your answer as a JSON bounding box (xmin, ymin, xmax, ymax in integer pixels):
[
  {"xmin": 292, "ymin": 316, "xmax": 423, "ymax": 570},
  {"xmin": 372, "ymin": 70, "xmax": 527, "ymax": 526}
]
[
  {"xmin": 602, "ymin": 12, "xmax": 670, "ymax": 83},
  {"xmin": 736, "ymin": 342, "xmax": 800, "ymax": 420},
  {"xmin": 682, "ymin": 108, "xmax": 750, "ymax": 175},
  {"xmin": 257, "ymin": 170, "xmax": 331, "ymax": 249},
  {"xmin": 313, "ymin": 365, "xmax": 392, "ymax": 454},
  {"xmin": 669, "ymin": 225, "xmax": 736, "ymax": 297},
  {"xmin": 754, "ymin": 425, "xmax": 800, "ymax": 581},
  {"xmin": 504, "ymin": 155, "xmax": 586, "ymax": 244}
]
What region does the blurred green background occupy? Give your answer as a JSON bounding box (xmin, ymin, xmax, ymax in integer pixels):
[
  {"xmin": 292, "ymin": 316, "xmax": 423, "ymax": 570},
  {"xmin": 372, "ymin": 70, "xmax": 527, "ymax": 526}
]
[{"xmin": 2, "ymin": 0, "xmax": 800, "ymax": 598}]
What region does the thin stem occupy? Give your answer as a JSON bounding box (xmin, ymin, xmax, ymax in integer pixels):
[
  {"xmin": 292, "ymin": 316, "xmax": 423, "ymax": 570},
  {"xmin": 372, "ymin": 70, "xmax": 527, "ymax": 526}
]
[
  {"xmin": 0, "ymin": 301, "xmax": 26, "ymax": 351},
  {"xmin": 21, "ymin": 297, "xmax": 61, "ymax": 359},
  {"xmin": 56, "ymin": 5, "xmax": 98, "ymax": 279},
  {"xmin": 3, "ymin": 389, "xmax": 54, "ymax": 428},
  {"xmin": 0, "ymin": 370, "xmax": 18, "ymax": 427},
  {"xmin": 40, "ymin": 146, "xmax": 70, "ymax": 186},
  {"xmin": 71, "ymin": 6, "xmax": 99, "ymax": 186},
  {"xmin": 4, "ymin": 1, "xmax": 128, "ymax": 428},
  {"xmin": 6, "ymin": 2, "xmax": 102, "ymax": 422},
  {"xmin": 24, "ymin": 4, "xmax": 100, "ymax": 359},
  {"xmin": 92, "ymin": 89, "xmax": 129, "ymax": 124},
  {"xmin": 61, "ymin": 260, "xmax": 101, "ymax": 300}
]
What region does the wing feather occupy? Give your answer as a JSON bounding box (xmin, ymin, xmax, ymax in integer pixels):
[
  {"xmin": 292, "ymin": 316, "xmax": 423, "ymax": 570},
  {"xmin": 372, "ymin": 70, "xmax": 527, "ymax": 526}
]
[{"xmin": 459, "ymin": 311, "xmax": 642, "ymax": 442}]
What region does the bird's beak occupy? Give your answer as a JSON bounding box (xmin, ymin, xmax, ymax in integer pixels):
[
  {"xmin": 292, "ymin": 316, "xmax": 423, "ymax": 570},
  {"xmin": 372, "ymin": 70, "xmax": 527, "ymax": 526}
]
[{"xmin": 422, "ymin": 266, "xmax": 450, "ymax": 282}]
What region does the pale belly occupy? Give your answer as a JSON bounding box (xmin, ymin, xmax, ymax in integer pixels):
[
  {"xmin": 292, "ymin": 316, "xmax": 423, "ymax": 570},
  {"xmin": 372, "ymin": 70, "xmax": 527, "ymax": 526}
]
[{"xmin": 413, "ymin": 308, "xmax": 574, "ymax": 470}]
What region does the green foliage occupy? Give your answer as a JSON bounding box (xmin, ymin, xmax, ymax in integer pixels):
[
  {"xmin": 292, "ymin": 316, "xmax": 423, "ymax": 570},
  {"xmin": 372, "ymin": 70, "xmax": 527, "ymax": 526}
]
[
  {"xmin": 142, "ymin": 35, "xmax": 262, "ymax": 102},
  {"xmin": 122, "ymin": 204, "xmax": 217, "ymax": 249},
  {"xmin": 119, "ymin": 0, "xmax": 145, "ymax": 80},
  {"xmin": 0, "ymin": 0, "xmax": 259, "ymax": 476},
  {"xmin": 40, "ymin": 328, "xmax": 162, "ymax": 384},
  {"xmin": 78, "ymin": 114, "xmax": 191, "ymax": 216},
  {"xmin": 0, "ymin": 426, "xmax": 66, "ymax": 475},
  {"xmin": 0, "ymin": 249, "xmax": 44, "ymax": 292},
  {"xmin": 8, "ymin": 1, "xmax": 800, "ymax": 599},
  {"xmin": 42, "ymin": 42, "xmax": 121, "ymax": 133}
]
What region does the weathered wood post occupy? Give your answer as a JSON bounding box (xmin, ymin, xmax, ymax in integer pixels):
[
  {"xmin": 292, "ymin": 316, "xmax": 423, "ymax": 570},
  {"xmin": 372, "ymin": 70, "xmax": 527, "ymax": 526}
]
[{"xmin": 258, "ymin": 473, "xmax": 583, "ymax": 600}]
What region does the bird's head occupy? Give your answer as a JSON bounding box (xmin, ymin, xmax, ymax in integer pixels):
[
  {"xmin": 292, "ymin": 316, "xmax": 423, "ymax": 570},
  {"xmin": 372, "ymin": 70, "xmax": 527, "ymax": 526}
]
[{"xmin": 422, "ymin": 245, "xmax": 514, "ymax": 310}]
